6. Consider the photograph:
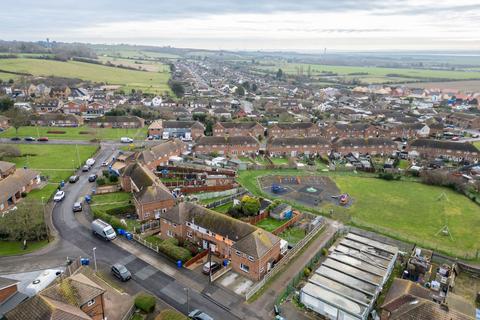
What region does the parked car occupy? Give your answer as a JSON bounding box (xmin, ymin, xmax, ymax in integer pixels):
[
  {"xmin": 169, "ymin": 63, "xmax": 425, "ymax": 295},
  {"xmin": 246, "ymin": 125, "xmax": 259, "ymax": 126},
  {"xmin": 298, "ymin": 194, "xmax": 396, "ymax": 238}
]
[
  {"xmin": 147, "ymin": 135, "xmax": 153, "ymax": 140},
  {"xmin": 91, "ymin": 219, "xmax": 116, "ymax": 240},
  {"xmin": 37, "ymin": 137, "xmax": 49, "ymax": 142},
  {"xmin": 120, "ymin": 137, "xmax": 133, "ymax": 143},
  {"xmin": 72, "ymin": 202, "xmax": 82, "ymax": 212},
  {"xmin": 10, "ymin": 137, "xmax": 21, "ymax": 141},
  {"xmin": 111, "ymin": 264, "xmax": 131, "ymax": 281},
  {"xmin": 188, "ymin": 309, "xmax": 214, "ymax": 320},
  {"xmin": 88, "ymin": 174, "xmax": 97, "ymax": 182},
  {"xmin": 24, "ymin": 137, "xmax": 36, "ymax": 141},
  {"xmin": 202, "ymin": 261, "xmax": 221, "ymax": 275},
  {"xmin": 69, "ymin": 175, "xmax": 79, "ymax": 183},
  {"xmin": 82, "ymin": 165, "xmax": 90, "ymax": 172},
  {"xmin": 86, "ymin": 158, "xmax": 95, "ymax": 166},
  {"xmin": 53, "ymin": 191, "xmax": 65, "ymax": 202},
  {"xmin": 101, "ymin": 161, "xmax": 109, "ymax": 167}
]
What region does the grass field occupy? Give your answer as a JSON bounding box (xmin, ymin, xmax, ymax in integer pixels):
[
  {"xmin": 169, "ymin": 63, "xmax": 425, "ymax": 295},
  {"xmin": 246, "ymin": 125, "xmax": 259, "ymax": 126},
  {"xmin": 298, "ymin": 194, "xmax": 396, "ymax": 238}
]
[
  {"xmin": 0, "ymin": 240, "xmax": 48, "ymax": 256},
  {"xmin": 0, "ymin": 71, "xmax": 18, "ymax": 81},
  {"xmin": 98, "ymin": 56, "xmax": 170, "ymax": 72},
  {"xmin": 0, "ymin": 126, "xmax": 147, "ymax": 140},
  {"xmin": 256, "ymin": 62, "xmax": 480, "ymax": 83},
  {"xmin": 237, "ymin": 169, "xmax": 480, "ymax": 260},
  {"xmin": 255, "ymin": 217, "xmax": 286, "ymax": 232},
  {"xmin": 4, "ymin": 144, "xmax": 98, "ymax": 200},
  {"xmin": 0, "ymin": 58, "xmax": 171, "ymax": 94}
]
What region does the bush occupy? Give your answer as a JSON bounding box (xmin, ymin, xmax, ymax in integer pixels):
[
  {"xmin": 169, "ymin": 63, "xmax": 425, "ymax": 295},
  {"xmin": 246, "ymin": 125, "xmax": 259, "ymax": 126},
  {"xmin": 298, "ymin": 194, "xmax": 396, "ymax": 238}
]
[
  {"xmin": 378, "ymin": 172, "xmax": 401, "ymax": 181},
  {"xmin": 155, "ymin": 309, "xmax": 187, "ymax": 320},
  {"xmin": 158, "ymin": 238, "xmax": 192, "ymax": 262},
  {"xmin": 321, "ymin": 248, "xmax": 328, "ymax": 256},
  {"xmin": 109, "ymin": 175, "xmax": 118, "ymax": 183},
  {"xmin": 135, "ymin": 293, "xmax": 156, "ymax": 313},
  {"xmin": 105, "ymin": 205, "xmax": 135, "ymax": 216},
  {"xmin": 303, "ymin": 267, "xmax": 311, "ymax": 277},
  {"xmin": 96, "ymin": 178, "xmax": 106, "ymax": 186},
  {"xmin": 46, "ymin": 130, "xmax": 66, "ymax": 134}
]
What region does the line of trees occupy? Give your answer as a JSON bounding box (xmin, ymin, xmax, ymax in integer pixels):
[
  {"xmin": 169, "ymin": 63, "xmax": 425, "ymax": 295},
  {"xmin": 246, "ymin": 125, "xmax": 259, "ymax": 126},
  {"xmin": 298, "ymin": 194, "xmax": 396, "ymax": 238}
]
[{"xmin": 0, "ymin": 201, "xmax": 48, "ymax": 241}]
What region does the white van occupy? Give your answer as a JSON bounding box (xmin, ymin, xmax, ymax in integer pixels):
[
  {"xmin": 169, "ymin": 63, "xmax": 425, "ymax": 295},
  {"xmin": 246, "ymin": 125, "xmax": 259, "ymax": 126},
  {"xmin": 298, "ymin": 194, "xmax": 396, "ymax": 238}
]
[{"xmin": 91, "ymin": 219, "xmax": 117, "ymax": 240}]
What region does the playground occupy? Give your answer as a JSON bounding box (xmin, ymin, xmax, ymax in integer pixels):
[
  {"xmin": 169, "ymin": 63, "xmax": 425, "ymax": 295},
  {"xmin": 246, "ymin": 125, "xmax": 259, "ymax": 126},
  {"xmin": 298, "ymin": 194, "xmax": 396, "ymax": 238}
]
[{"xmin": 259, "ymin": 175, "xmax": 347, "ymax": 208}]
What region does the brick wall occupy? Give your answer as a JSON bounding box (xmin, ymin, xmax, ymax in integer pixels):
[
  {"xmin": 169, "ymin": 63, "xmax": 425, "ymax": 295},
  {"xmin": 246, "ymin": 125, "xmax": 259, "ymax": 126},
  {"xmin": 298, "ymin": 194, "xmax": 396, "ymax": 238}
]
[
  {"xmin": 0, "ymin": 284, "xmax": 17, "ymax": 303},
  {"xmin": 80, "ymin": 294, "xmax": 105, "ymax": 320}
]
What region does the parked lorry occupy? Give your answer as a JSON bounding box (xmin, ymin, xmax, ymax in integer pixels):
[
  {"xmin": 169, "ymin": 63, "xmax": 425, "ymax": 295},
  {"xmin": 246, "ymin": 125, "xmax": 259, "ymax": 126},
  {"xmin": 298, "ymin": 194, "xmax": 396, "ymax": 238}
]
[{"xmin": 91, "ymin": 219, "xmax": 117, "ymax": 240}]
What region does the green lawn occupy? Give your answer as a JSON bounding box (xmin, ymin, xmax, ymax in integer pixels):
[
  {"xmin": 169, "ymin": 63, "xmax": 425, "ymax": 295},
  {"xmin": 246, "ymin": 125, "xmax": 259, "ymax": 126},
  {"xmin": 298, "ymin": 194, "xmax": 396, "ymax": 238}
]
[
  {"xmin": 91, "ymin": 192, "xmax": 132, "ymax": 205},
  {"xmin": 398, "ymin": 159, "xmax": 410, "ymax": 169},
  {"xmin": 254, "ymin": 156, "xmax": 270, "ymax": 165},
  {"xmin": 0, "ymin": 58, "xmax": 171, "ymax": 94},
  {"xmin": 279, "ymin": 227, "xmax": 306, "ymax": 245},
  {"xmin": 156, "ymin": 309, "xmax": 188, "ymax": 320},
  {"xmin": 0, "ymin": 240, "xmax": 49, "ymax": 256},
  {"xmin": 198, "ymin": 194, "xmax": 231, "ymax": 205},
  {"xmin": 237, "ymin": 169, "xmax": 480, "ymax": 260},
  {"xmin": 4, "ymin": 144, "xmax": 98, "ymax": 184},
  {"xmin": 270, "ymin": 157, "xmax": 289, "ymax": 165},
  {"xmin": 0, "ymin": 126, "xmax": 147, "ymax": 141},
  {"xmin": 255, "ymin": 217, "xmax": 286, "ymax": 232},
  {"xmin": 212, "ymin": 202, "xmax": 232, "ymax": 214}
]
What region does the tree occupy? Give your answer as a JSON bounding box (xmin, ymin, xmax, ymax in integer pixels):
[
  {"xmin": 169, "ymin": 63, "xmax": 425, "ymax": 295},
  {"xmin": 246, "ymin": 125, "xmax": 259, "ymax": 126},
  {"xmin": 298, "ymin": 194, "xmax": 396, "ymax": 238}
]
[
  {"xmin": 241, "ymin": 195, "xmax": 260, "ymax": 216},
  {"xmin": 0, "ymin": 97, "xmax": 14, "ymax": 112},
  {"xmin": 0, "ymin": 200, "xmax": 47, "ymax": 241},
  {"xmin": 5, "ymin": 108, "xmax": 30, "ymax": 135},
  {"xmin": 276, "ymin": 68, "xmax": 283, "ymax": 80},
  {"xmin": 235, "ymin": 85, "xmax": 245, "ymax": 97},
  {"xmin": 242, "ymin": 81, "xmax": 250, "ymax": 91},
  {"xmin": 170, "ymin": 81, "xmax": 185, "ymax": 98},
  {"xmin": 251, "ymin": 83, "xmax": 258, "ymax": 92},
  {"xmin": 0, "ymin": 145, "xmax": 21, "ymax": 160}
]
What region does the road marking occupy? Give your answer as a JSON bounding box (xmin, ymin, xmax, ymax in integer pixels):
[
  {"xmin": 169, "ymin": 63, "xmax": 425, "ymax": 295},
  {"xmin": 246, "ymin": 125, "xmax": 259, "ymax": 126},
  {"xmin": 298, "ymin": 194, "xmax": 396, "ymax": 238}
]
[{"xmin": 135, "ymin": 265, "xmax": 157, "ymax": 280}]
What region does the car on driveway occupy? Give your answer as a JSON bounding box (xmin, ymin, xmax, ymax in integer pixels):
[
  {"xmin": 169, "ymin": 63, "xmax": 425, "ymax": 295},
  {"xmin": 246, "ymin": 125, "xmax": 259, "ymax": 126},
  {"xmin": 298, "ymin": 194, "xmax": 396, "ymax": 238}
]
[
  {"xmin": 88, "ymin": 174, "xmax": 97, "ymax": 182},
  {"xmin": 37, "ymin": 137, "xmax": 49, "ymax": 141},
  {"xmin": 72, "ymin": 202, "xmax": 82, "ymax": 212},
  {"xmin": 53, "ymin": 191, "xmax": 65, "ymax": 202},
  {"xmin": 111, "ymin": 264, "xmax": 131, "ymax": 281},
  {"xmin": 24, "ymin": 137, "xmax": 36, "ymax": 141},
  {"xmin": 10, "ymin": 137, "xmax": 21, "ymax": 141},
  {"xmin": 188, "ymin": 309, "xmax": 214, "ymax": 320},
  {"xmin": 69, "ymin": 175, "xmax": 79, "ymax": 183},
  {"xmin": 202, "ymin": 261, "xmax": 221, "ymax": 275}
]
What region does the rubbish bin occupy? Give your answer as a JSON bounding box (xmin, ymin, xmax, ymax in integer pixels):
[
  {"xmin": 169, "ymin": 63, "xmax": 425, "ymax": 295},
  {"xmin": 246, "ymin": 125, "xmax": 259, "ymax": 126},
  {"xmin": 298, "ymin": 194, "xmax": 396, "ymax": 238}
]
[
  {"xmin": 85, "ymin": 195, "xmax": 91, "ymax": 203},
  {"xmin": 177, "ymin": 260, "xmax": 182, "ymax": 268},
  {"xmin": 125, "ymin": 232, "xmax": 133, "ymax": 240},
  {"xmin": 117, "ymin": 228, "xmax": 125, "ymax": 236},
  {"xmin": 223, "ymin": 259, "xmax": 228, "ymax": 267},
  {"xmin": 80, "ymin": 258, "xmax": 90, "ymax": 266},
  {"xmin": 60, "ymin": 181, "xmax": 65, "ymax": 188}
]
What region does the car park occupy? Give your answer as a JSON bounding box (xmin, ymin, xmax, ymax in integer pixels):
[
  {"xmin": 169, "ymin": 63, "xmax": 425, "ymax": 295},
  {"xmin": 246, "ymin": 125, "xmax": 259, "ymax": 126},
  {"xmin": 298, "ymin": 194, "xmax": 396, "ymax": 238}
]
[
  {"xmin": 88, "ymin": 174, "xmax": 97, "ymax": 182},
  {"xmin": 72, "ymin": 202, "xmax": 82, "ymax": 212},
  {"xmin": 188, "ymin": 309, "xmax": 214, "ymax": 320},
  {"xmin": 53, "ymin": 191, "xmax": 65, "ymax": 202},
  {"xmin": 24, "ymin": 137, "xmax": 36, "ymax": 141},
  {"xmin": 69, "ymin": 175, "xmax": 79, "ymax": 183},
  {"xmin": 202, "ymin": 261, "xmax": 221, "ymax": 275},
  {"xmin": 111, "ymin": 264, "xmax": 131, "ymax": 281}
]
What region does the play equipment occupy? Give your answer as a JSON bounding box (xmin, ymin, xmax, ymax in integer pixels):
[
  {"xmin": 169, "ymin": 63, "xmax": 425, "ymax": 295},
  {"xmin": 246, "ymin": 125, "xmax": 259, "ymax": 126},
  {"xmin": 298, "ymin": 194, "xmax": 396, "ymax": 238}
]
[{"xmin": 339, "ymin": 194, "xmax": 349, "ymax": 205}]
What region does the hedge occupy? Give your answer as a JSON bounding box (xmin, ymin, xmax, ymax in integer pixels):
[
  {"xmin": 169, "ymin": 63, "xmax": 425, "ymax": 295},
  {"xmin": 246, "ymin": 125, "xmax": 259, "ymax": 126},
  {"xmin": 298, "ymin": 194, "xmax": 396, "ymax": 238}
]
[
  {"xmin": 135, "ymin": 293, "xmax": 156, "ymax": 313},
  {"xmin": 92, "ymin": 210, "xmax": 124, "ymax": 230},
  {"xmin": 46, "ymin": 130, "xmax": 66, "ymax": 134},
  {"xmin": 105, "ymin": 205, "xmax": 135, "ymax": 216},
  {"xmin": 155, "ymin": 309, "xmax": 187, "ymax": 320}
]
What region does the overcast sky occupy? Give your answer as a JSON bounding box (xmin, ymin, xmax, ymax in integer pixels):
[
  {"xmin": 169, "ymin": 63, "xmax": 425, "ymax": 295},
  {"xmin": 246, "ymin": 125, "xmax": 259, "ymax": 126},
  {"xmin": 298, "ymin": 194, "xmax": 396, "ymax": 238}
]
[{"xmin": 1, "ymin": 0, "xmax": 480, "ymax": 51}]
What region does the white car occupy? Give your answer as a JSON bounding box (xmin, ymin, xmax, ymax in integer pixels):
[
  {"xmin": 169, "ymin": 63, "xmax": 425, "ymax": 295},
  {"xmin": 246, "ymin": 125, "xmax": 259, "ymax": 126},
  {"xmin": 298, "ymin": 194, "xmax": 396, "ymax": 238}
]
[
  {"xmin": 120, "ymin": 137, "xmax": 133, "ymax": 143},
  {"xmin": 53, "ymin": 191, "xmax": 65, "ymax": 202}
]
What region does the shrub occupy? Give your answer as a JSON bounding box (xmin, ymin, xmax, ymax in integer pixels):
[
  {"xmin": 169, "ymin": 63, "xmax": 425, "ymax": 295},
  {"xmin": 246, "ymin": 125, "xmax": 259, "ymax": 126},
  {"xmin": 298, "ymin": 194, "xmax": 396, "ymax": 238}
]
[
  {"xmin": 21, "ymin": 192, "xmax": 27, "ymax": 198},
  {"xmin": 158, "ymin": 238, "xmax": 192, "ymax": 262},
  {"xmin": 105, "ymin": 205, "xmax": 135, "ymax": 216},
  {"xmin": 79, "ymin": 131, "xmax": 94, "ymax": 135},
  {"xmin": 135, "ymin": 293, "xmax": 156, "ymax": 313},
  {"xmin": 46, "ymin": 130, "xmax": 66, "ymax": 134},
  {"xmin": 303, "ymin": 267, "xmax": 311, "ymax": 277},
  {"xmin": 96, "ymin": 178, "xmax": 106, "ymax": 186},
  {"xmin": 109, "ymin": 175, "xmax": 118, "ymax": 183},
  {"xmin": 155, "ymin": 309, "xmax": 188, "ymax": 320},
  {"xmin": 321, "ymin": 248, "xmax": 328, "ymax": 256}
]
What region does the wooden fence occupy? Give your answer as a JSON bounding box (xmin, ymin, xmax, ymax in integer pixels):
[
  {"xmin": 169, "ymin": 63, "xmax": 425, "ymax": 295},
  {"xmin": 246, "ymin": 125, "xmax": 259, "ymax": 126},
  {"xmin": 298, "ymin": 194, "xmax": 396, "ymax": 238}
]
[
  {"xmin": 94, "ymin": 185, "xmax": 121, "ymax": 194},
  {"xmin": 245, "ymin": 211, "xmax": 269, "ymax": 225},
  {"xmin": 271, "ymin": 211, "xmax": 302, "ymax": 235},
  {"xmin": 245, "ymin": 220, "xmax": 326, "ymax": 301},
  {"xmin": 184, "ymin": 250, "xmax": 208, "ymax": 268}
]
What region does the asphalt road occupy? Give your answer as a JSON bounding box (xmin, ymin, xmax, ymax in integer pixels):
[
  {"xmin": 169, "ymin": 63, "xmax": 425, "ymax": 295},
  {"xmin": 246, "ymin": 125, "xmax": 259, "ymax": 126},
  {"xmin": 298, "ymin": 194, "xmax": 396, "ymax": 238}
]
[{"xmin": 0, "ymin": 145, "xmax": 241, "ymax": 320}]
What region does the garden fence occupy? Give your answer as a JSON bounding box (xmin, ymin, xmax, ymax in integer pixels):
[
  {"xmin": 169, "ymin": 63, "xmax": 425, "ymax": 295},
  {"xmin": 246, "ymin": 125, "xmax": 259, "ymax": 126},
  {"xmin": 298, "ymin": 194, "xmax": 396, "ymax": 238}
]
[{"xmin": 206, "ymin": 189, "xmax": 249, "ymax": 209}]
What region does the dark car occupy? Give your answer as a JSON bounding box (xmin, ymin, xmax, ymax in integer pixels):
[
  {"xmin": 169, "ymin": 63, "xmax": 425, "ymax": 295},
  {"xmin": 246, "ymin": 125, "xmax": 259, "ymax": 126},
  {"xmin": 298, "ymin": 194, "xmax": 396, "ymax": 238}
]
[
  {"xmin": 202, "ymin": 262, "xmax": 221, "ymax": 275},
  {"xmin": 24, "ymin": 137, "xmax": 36, "ymax": 141},
  {"xmin": 188, "ymin": 309, "xmax": 214, "ymax": 320},
  {"xmin": 88, "ymin": 174, "xmax": 97, "ymax": 182},
  {"xmin": 69, "ymin": 175, "xmax": 80, "ymax": 183},
  {"xmin": 72, "ymin": 202, "xmax": 83, "ymax": 212},
  {"xmin": 10, "ymin": 137, "xmax": 21, "ymax": 141},
  {"xmin": 37, "ymin": 137, "xmax": 49, "ymax": 142},
  {"xmin": 111, "ymin": 264, "xmax": 131, "ymax": 282}
]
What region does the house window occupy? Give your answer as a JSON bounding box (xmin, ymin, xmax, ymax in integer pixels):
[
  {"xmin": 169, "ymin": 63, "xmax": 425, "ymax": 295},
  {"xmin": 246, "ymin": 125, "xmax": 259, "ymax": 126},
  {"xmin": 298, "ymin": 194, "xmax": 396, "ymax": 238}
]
[
  {"xmin": 187, "ymin": 231, "xmax": 192, "ymax": 238},
  {"xmin": 167, "ymin": 230, "xmax": 174, "ymax": 237},
  {"xmin": 248, "ymin": 256, "xmax": 254, "ymax": 262},
  {"xmin": 235, "ymin": 250, "xmax": 242, "ymax": 256},
  {"xmin": 87, "ymin": 299, "xmax": 95, "ymax": 307},
  {"xmin": 240, "ymin": 264, "xmax": 250, "ymax": 273}
]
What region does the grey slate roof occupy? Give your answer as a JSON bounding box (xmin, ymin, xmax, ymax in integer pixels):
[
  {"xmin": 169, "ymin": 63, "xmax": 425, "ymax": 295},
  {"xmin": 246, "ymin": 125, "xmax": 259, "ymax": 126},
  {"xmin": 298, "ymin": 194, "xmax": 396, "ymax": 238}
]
[
  {"xmin": 269, "ymin": 137, "xmax": 329, "ymax": 146},
  {"xmin": 410, "ymin": 139, "xmax": 479, "ymax": 152}
]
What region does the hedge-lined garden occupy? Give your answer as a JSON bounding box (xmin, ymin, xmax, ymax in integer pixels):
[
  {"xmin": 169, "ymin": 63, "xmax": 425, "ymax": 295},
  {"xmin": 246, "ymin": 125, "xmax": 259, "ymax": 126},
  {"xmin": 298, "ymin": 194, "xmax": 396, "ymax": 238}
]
[{"xmin": 144, "ymin": 235, "xmax": 193, "ymax": 262}]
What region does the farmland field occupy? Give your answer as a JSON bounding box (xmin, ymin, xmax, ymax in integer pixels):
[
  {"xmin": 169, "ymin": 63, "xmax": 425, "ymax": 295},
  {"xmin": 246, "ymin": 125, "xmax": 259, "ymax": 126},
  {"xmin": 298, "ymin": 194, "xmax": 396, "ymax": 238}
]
[
  {"xmin": 0, "ymin": 126, "xmax": 147, "ymax": 141},
  {"xmin": 97, "ymin": 56, "xmax": 170, "ymax": 72},
  {"xmin": 0, "ymin": 58, "xmax": 171, "ymax": 93},
  {"xmin": 237, "ymin": 170, "xmax": 480, "ymax": 260},
  {"xmin": 404, "ymin": 80, "xmax": 480, "ymax": 91},
  {"xmin": 255, "ymin": 62, "xmax": 480, "ymax": 83}
]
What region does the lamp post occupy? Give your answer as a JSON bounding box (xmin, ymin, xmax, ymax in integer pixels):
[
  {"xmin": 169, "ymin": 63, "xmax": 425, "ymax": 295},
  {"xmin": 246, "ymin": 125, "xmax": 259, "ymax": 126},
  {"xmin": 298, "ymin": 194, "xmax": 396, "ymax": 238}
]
[
  {"xmin": 41, "ymin": 197, "xmax": 49, "ymax": 242},
  {"xmin": 93, "ymin": 247, "xmax": 97, "ymax": 272},
  {"xmin": 184, "ymin": 287, "xmax": 189, "ymax": 314}
]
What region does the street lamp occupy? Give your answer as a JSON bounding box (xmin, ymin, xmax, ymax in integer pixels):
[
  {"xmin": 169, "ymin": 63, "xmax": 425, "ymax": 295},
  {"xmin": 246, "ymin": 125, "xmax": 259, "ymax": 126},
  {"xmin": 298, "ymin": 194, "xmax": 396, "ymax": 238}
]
[
  {"xmin": 184, "ymin": 287, "xmax": 189, "ymax": 314},
  {"xmin": 41, "ymin": 197, "xmax": 49, "ymax": 242},
  {"xmin": 92, "ymin": 247, "xmax": 97, "ymax": 272}
]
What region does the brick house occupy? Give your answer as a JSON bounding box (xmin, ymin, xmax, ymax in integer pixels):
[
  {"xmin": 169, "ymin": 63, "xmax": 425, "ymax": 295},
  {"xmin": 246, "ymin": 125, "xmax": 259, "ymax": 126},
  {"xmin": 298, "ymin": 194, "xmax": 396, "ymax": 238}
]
[
  {"xmin": 160, "ymin": 202, "xmax": 281, "ymax": 281},
  {"xmin": 446, "ymin": 113, "xmax": 480, "ymax": 129},
  {"xmin": 62, "ymin": 101, "xmax": 87, "ymax": 115},
  {"xmin": 0, "ymin": 161, "xmax": 40, "ymax": 213},
  {"xmin": 323, "ymin": 123, "xmax": 381, "ymax": 140},
  {"xmin": 137, "ymin": 139, "xmax": 188, "ymax": 171},
  {"xmin": 0, "ymin": 277, "xmax": 28, "ymax": 317},
  {"xmin": 30, "ymin": 113, "xmax": 83, "ymax": 127},
  {"xmin": 333, "ymin": 138, "xmax": 397, "ymax": 155},
  {"xmin": 87, "ymin": 116, "xmax": 145, "ymax": 128},
  {"xmin": 408, "ymin": 139, "xmax": 480, "ymax": 161},
  {"xmin": 212, "ymin": 122, "xmax": 265, "ymax": 139},
  {"xmin": 268, "ymin": 122, "xmax": 320, "ymax": 138},
  {"xmin": 5, "ymin": 273, "xmax": 106, "ymax": 320},
  {"xmin": 83, "ymin": 102, "xmax": 110, "ymax": 119},
  {"xmin": 194, "ymin": 136, "xmax": 260, "ymax": 156},
  {"xmin": 148, "ymin": 120, "xmax": 205, "ymax": 140},
  {"xmin": 49, "ymin": 86, "xmax": 71, "ymax": 99},
  {"xmin": 267, "ymin": 137, "xmax": 331, "ymax": 157},
  {"xmin": 121, "ymin": 163, "xmax": 175, "ymax": 221},
  {"xmin": 32, "ymin": 99, "xmax": 63, "ymax": 113}
]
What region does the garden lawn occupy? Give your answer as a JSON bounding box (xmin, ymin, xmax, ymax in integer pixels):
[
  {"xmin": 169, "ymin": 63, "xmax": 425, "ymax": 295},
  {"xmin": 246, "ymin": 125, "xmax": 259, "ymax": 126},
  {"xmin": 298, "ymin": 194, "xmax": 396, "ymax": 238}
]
[
  {"xmin": 255, "ymin": 217, "xmax": 286, "ymax": 232},
  {"xmin": 0, "ymin": 240, "xmax": 48, "ymax": 256},
  {"xmin": 0, "ymin": 126, "xmax": 147, "ymax": 141},
  {"xmin": 270, "ymin": 157, "xmax": 289, "ymax": 165},
  {"xmin": 254, "ymin": 156, "xmax": 270, "ymax": 165},
  {"xmin": 398, "ymin": 159, "xmax": 410, "ymax": 169},
  {"xmin": 279, "ymin": 227, "xmax": 306, "ymax": 245},
  {"xmin": 4, "ymin": 144, "xmax": 98, "ymax": 183},
  {"xmin": 332, "ymin": 176, "xmax": 480, "ymax": 259},
  {"xmin": 90, "ymin": 192, "xmax": 139, "ymax": 231},
  {"xmin": 212, "ymin": 202, "xmax": 232, "ymax": 214}
]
